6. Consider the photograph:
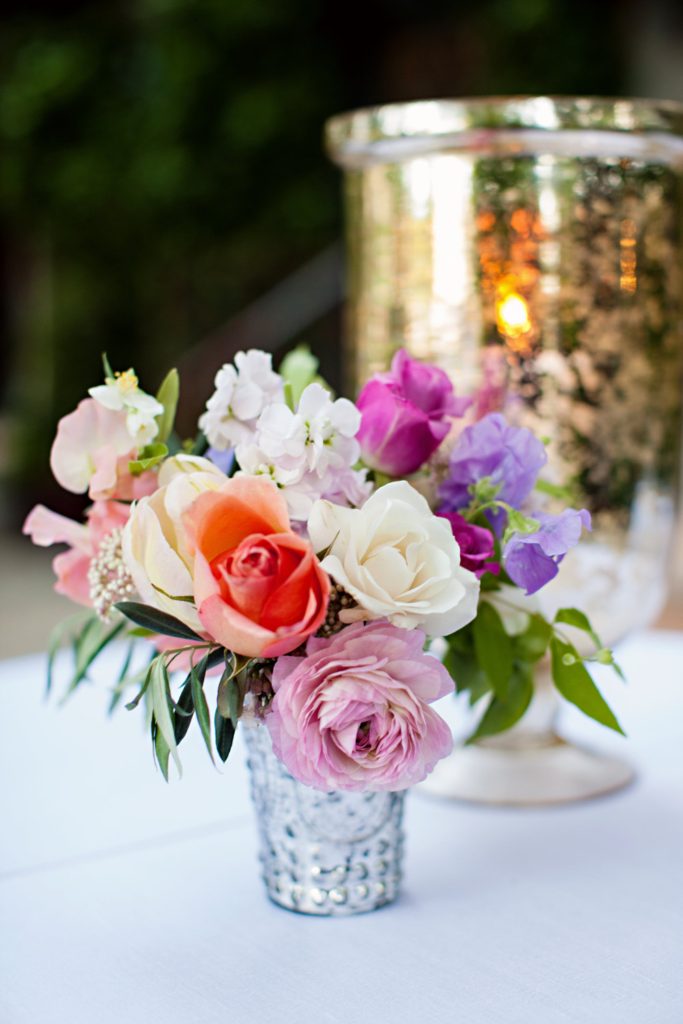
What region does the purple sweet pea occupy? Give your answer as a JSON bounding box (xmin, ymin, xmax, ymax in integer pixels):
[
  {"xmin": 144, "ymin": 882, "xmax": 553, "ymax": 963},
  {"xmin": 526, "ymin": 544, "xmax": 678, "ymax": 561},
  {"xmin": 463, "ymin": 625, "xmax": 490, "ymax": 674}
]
[
  {"xmin": 504, "ymin": 508, "xmax": 592, "ymax": 595},
  {"xmin": 356, "ymin": 349, "xmax": 470, "ymax": 476},
  {"xmin": 206, "ymin": 446, "xmax": 234, "ymax": 475},
  {"xmin": 437, "ymin": 511, "xmax": 500, "ymax": 578},
  {"xmin": 438, "ymin": 412, "xmax": 548, "ymax": 532}
]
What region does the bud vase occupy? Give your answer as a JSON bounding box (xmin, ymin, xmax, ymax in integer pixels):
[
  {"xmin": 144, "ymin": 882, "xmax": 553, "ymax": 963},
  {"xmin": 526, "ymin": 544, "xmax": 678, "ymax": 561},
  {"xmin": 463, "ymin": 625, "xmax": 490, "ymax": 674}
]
[{"xmin": 243, "ymin": 721, "xmax": 405, "ymax": 915}]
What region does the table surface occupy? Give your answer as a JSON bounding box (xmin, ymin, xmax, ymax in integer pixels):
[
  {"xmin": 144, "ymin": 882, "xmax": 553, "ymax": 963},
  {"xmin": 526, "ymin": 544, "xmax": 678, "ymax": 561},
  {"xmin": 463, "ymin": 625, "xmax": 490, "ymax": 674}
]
[{"xmin": 1, "ymin": 630, "xmax": 682, "ymax": 1024}]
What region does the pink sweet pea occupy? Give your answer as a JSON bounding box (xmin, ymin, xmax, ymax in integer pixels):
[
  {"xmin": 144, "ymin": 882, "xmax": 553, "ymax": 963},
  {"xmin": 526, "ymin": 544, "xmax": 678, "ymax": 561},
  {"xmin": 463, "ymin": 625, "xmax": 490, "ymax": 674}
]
[
  {"xmin": 50, "ymin": 398, "xmax": 157, "ymax": 501},
  {"xmin": 356, "ymin": 349, "xmax": 470, "ymax": 476},
  {"xmin": 23, "ymin": 501, "xmax": 130, "ymax": 606},
  {"xmin": 266, "ymin": 620, "xmax": 454, "ymax": 791}
]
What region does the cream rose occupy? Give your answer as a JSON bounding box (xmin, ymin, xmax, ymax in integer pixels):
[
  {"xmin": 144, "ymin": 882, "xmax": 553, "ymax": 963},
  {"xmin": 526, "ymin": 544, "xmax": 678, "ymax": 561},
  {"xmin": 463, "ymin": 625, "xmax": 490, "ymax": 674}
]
[
  {"xmin": 307, "ymin": 481, "xmax": 480, "ymax": 636},
  {"xmin": 122, "ymin": 455, "xmax": 227, "ymax": 631}
]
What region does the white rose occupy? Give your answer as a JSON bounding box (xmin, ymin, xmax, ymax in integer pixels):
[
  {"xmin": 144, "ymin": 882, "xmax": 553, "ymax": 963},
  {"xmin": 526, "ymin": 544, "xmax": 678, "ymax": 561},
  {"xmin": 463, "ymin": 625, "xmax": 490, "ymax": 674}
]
[
  {"xmin": 122, "ymin": 454, "xmax": 227, "ymax": 631},
  {"xmin": 307, "ymin": 480, "xmax": 480, "ymax": 636}
]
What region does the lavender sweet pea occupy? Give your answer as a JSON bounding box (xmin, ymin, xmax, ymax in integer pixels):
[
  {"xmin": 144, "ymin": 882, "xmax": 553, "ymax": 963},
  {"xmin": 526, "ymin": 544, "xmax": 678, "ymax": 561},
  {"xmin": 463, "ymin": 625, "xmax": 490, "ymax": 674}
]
[
  {"xmin": 356, "ymin": 349, "xmax": 470, "ymax": 476},
  {"xmin": 437, "ymin": 511, "xmax": 500, "ymax": 578},
  {"xmin": 439, "ymin": 412, "xmax": 547, "ymax": 532},
  {"xmin": 504, "ymin": 508, "xmax": 592, "ymax": 595},
  {"xmin": 266, "ymin": 620, "xmax": 455, "ymax": 791}
]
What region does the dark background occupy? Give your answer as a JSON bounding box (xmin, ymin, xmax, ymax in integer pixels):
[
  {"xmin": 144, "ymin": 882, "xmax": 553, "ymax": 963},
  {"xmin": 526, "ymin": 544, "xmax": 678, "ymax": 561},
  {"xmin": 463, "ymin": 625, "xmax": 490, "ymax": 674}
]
[{"xmin": 2, "ymin": 0, "xmax": 683, "ymax": 522}]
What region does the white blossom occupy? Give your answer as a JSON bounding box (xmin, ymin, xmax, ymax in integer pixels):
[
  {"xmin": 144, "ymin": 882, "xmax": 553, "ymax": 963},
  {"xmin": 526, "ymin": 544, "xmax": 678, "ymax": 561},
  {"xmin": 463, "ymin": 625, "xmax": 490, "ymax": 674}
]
[
  {"xmin": 199, "ymin": 349, "xmax": 284, "ymax": 450},
  {"xmin": 89, "ymin": 369, "xmax": 163, "ymax": 447},
  {"xmin": 234, "ymin": 382, "xmax": 368, "ymax": 519}
]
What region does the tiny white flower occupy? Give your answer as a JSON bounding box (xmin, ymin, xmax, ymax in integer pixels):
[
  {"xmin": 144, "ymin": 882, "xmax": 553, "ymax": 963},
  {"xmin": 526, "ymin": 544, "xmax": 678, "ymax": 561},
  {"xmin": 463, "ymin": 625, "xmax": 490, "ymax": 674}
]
[
  {"xmin": 199, "ymin": 349, "xmax": 284, "ymax": 450},
  {"xmin": 89, "ymin": 369, "xmax": 163, "ymax": 447}
]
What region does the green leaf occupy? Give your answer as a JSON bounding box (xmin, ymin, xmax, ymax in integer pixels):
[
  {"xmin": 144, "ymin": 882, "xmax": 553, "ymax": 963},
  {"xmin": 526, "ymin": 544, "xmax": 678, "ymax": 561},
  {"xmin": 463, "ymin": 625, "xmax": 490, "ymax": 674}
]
[
  {"xmin": 128, "ymin": 442, "xmax": 168, "ymax": 475},
  {"xmin": 279, "ymin": 345, "xmax": 320, "ymax": 406},
  {"xmin": 466, "ymin": 663, "xmax": 534, "ymax": 743},
  {"xmin": 190, "ymin": 662, "xmax": 214, "ymax": 762},
  {"xmin": 64, "ymin": 616, "xmax": 127, "ymax": 699},
  {"xmin": 443, "ymin": 645, "xmax": 491, "ymax": 703},
  {"xmin": 155, "ymin": 367, "xmax": 179, "ymax": 444},
  {"xmin": 472, "ymin": 602, "xmax": 514, "ymax": 698},
  {"xmin": 550, "ymin": 637, "xmax": 624, "ymax": 735},
  {"xmin": 102, "ymin": 352, "xmax": 114, "ymax": 379},
  {"xmin": 554, "ymin": 607, "xmax": 601, "ymax": 646},
  {"xmin": 513, "ymin": 614, "xmax": 553, "ymax": 663},
  {"xmin": 152, "ymin": 717, "xmax": 170, "ymax": 782},
  {"xmin": 502, "ymin": 508, "xmax": 541, "ymax": 547},
  {"xmin": 535, "ymin": 478, "xmax": 576, "ymax": 502},
  {"xmin": 46, "ymin": 610, "xmax": 91, "ymax": 695},
  {"xmin": 468, "ymin": 476, "xmax": 501, "ymax": 505},
  {"xmin": 108, "ymin": 640, "xmax": 135, "ymax": 713},
  {"xmin": 214, "ymin": 708, "xmax": 236, "ymax": 763},
  {"xmin": 150, "ymin": 658, "xmax": 182, "ymax": 777},
  {"xmin": 173, "ymin": 678, "xmax": 195, "ymax": 744},
  {"xmin": 125, "ymin": 662, "xmax": 154, "ymax": 710},
  {"xmin": 217, "ymin": 672, "xmax": 242, "ymax": 723},
  {"xmin": 115, "ymin": 601, "xmax": 203, "ymax": 641}
]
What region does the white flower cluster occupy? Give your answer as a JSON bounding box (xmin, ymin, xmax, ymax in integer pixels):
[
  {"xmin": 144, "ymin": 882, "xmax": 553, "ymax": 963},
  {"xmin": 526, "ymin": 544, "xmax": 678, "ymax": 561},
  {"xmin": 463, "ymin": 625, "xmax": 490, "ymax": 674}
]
[
  {"xmin": 89, "ymin": 369, "xmax": 163, "ymax": 447},
  {"xmin": 199, "ymin": 350, "xmax": 284, "ymax": 449},
  {"xmin": 199, "ymin": 350, "xmax": 370, "ymax": 519}
]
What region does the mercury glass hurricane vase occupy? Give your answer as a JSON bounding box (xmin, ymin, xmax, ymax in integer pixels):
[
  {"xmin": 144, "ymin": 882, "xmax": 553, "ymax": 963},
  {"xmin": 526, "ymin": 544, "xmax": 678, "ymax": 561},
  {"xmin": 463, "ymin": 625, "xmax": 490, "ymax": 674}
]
[
  {"xmin": 244, "ymin": 721, "xmax": 405, "ymax": 914},
  {"xmin": 326, "ymin": 97, "xmax": 683, "ymax": 805}
]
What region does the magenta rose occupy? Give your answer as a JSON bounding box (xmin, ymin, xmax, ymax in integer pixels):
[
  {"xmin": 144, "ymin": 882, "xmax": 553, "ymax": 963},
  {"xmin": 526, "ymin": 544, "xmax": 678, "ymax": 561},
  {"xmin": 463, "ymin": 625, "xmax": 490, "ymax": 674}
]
[
  {"xmin": 356, "ymin": 349, "xmax": 470, "ymax": 476},
  {"xmin": 266, "ymin": 620, "xmax": 454, "ymax": 791},
  {"xmin": 437, "ymin": 511, "xmax": 500, "ymax": 578}
]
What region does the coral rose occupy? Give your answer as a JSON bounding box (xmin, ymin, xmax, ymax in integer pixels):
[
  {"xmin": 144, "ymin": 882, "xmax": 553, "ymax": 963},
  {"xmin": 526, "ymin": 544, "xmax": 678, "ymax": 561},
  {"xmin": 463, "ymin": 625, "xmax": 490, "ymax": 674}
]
[
  {"xmin": 266, "ymin": 620, "xmax": 454, "ymax": 791},
  {"xmin": 184, "ymin": 477, "xmax": 329, "ymax": 658}
]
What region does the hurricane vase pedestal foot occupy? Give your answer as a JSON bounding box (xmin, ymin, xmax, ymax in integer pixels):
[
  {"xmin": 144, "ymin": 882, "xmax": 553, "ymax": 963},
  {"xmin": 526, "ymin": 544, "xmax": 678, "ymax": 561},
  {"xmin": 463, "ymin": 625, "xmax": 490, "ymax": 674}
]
[
  {"xmin": 244, "ymin": 722, "xmax": 405, "ymax": 915},
  {"xmin": 419, "ymin": 675, "xmax": 634, "ymax": 806}
]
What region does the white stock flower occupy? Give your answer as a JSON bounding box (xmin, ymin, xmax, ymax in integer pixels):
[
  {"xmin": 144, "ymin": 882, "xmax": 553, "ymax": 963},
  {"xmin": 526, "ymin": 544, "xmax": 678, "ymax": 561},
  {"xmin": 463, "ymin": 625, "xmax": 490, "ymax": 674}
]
[
  {"xmin": 307, "ymin": 480, "xmax": 480, "ymax": 636},
  {"xmin": 89, "ymin": 368, "xmax": 163, "ymax": 447},
  {"xmin": 235, "ymin": 382, "xmax": 369, "ymax": 519},
  {"xmin": 122, "ymin": 454, "xmax": 228, "ymax": 631},
  {"xmin": 199, "ymin": 349, "xmax": 284, "ymax": 450}
]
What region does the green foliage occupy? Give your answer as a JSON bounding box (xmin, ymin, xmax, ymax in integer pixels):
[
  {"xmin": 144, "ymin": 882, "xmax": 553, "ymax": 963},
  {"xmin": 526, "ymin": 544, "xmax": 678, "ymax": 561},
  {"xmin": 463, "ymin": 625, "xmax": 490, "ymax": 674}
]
[
  {"xmin": 154, "ymin": 368, "xmax": 180, "ymax": 444},
  {"xmin": 446, "ymin": 599, "xmax": 624, "ymax": 742},
  {"xmin": 115, "ymin": 601, "xmax": 204, "ymax": 641},
  {"xmin": 472, "ymin": 602, "xmax": 513, "ymax": 698},
  {"xmin": 550, "ymin": 637, "xmax": 624, "ymax": 735},
  {"xmin": 128, "ymin": 442, "xmax": 169, "ymax": 475},
  {"xmin": 466, "ymin": 663, "xmax": 534, "ymax": 744}
]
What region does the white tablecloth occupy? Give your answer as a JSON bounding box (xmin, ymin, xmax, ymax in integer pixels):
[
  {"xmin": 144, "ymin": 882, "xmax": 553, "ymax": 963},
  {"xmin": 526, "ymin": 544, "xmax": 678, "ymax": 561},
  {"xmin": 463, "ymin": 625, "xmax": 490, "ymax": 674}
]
[{"xmin": 1, "ymin": 631, "xmax": 682, "ymax": 1024}]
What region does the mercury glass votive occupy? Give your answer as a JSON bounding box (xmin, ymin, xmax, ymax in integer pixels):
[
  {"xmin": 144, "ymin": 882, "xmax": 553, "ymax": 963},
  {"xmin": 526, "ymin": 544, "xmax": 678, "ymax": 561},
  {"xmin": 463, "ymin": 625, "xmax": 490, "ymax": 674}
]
[
  {"xmin": 327, "ymin": 97, "xmax": 683, "ymax": 804},
  {"xmin": 244, "ymin": 722, "xmax": 405, "ymax": 914}
]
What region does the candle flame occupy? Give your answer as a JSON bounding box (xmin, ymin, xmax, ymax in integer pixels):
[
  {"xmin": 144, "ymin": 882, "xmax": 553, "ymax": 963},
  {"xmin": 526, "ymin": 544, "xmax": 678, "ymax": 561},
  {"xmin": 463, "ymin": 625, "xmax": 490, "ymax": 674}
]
[{"xmin": 496, "ymin": 291, "xmax": 531, "ymax": 339}]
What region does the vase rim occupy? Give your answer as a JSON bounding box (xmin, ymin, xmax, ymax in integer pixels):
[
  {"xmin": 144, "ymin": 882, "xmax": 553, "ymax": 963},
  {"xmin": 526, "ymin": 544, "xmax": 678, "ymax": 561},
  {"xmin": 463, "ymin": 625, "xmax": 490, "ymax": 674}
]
[{"xmin": 325, "ymin": 95, "xmax": 683, "ymax": 168}]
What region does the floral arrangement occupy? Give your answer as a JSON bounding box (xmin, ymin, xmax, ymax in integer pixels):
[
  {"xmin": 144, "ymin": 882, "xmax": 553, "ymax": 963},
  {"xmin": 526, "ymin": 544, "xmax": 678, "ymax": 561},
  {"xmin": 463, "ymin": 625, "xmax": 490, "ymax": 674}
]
[{"xmin": 25, "ymin": 346, "xmax": 624, "ymax": 788}]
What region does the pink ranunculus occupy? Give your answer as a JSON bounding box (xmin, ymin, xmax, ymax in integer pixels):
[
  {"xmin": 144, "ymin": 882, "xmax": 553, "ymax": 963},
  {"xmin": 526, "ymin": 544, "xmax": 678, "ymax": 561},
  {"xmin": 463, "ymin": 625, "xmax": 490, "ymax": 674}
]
[
  {"xmin": 50, "ymin": 398, "xmax": 157, "ymax": 501},
  {"xmin": 23, "ymin": 500, "xmax": 131, "ymax": 606},
  {"xmin": 266, "ymin": 620, "xmax": 454, "ymax": 792},
  {"xmin": 356, "ymin": 349, "xmax": 470, "ymax": 476},
  {"xmin": 437, "ymin": 511, "xmax": 500, "ymax": 578}
]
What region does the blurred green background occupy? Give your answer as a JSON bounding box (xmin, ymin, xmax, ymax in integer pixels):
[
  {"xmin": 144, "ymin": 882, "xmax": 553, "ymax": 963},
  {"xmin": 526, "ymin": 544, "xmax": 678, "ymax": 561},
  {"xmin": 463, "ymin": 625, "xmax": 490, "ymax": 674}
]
[{"xmin": 1, "ymin": 0, "xmax": 683, "ymax": 525}]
